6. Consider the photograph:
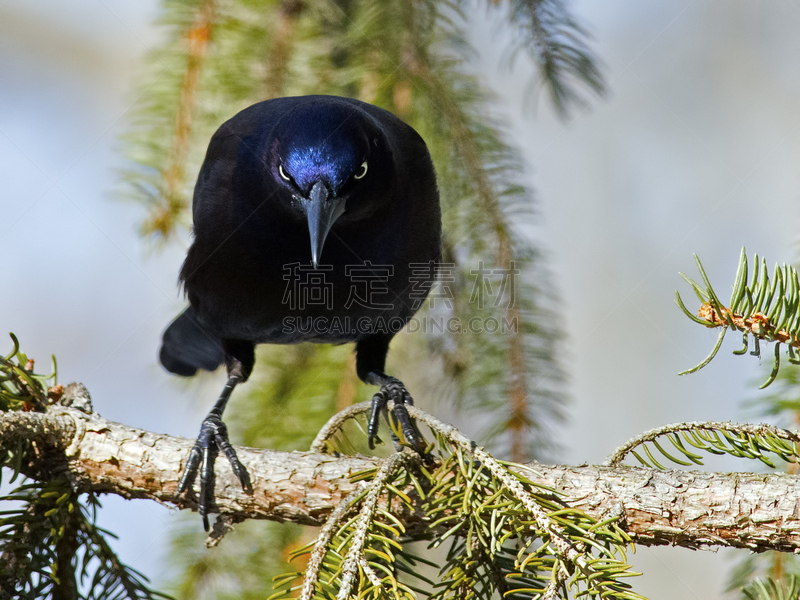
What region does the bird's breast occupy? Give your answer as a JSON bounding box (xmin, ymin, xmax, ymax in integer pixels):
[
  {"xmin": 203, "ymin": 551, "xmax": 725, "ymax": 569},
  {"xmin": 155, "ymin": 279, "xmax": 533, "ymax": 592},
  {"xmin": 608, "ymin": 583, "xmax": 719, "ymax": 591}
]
[{"xmin": 184, "ymin": 216, "xmax": 436, "ymax": 345}]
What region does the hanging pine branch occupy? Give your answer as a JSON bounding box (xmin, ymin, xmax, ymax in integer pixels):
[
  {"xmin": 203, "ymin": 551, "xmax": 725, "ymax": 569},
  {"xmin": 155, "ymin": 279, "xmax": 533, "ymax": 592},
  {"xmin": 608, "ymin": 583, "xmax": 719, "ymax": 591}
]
[{"xmin": 502, "ymin": 0, "xmax": 606, "ymax": 114}]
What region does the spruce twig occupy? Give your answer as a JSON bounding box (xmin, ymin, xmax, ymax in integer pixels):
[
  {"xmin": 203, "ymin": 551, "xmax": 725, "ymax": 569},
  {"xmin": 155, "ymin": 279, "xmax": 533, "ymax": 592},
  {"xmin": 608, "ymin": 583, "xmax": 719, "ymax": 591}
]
[
  {"xmin": 311, "ymin": 402, "xmax": 635, "ymax": 591},
  {"xmin": 309, "ymin": 401, "xmax": 372, "ymax": 454},
  {"xmin": 299, "ymin": 484, "xmax": 367, "ymax": 600},
  {"xmin": 604, "ymin": 421, "xmax": 800, "ymax": 469},
  {"xmin": 404, "ymin": 405, "xmax": 584, "ymax": 565},
  {"xmin": 677, "ymin": 249, "xmax": 800, "ymax": 387},
  {"xmin": 336, "ymin": 452, "xmax": 419, "ymax": 600}
]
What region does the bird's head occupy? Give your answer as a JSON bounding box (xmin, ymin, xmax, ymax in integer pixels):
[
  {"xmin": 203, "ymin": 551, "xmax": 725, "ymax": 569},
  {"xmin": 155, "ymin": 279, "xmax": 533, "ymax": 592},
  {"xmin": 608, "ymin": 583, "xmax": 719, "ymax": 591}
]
[{"xmin": 266, "ymin": 100, "xmax": 392, "ymax": 268}]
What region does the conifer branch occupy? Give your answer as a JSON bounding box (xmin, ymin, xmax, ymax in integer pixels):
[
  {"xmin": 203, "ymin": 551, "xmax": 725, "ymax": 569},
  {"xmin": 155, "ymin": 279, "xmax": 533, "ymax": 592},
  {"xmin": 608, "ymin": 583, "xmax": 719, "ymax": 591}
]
[
  {"xmin": 677, "ymin": 249, "xmax": 800, "ymax": 388},
  {"xmin": 4, "ymin": 405, "xmax": 800, "ymax": 553},
  {"xmin": 604, "ymin": 421, "xmax": 800, "ymax": 470},
  {"xmin": 261, "ymin": 0, "xmax": 303, "ymax": 99},
  {"xmin": 146, "ymin": 0, "xmax": 217, "ymax": 237},
  {"xmin": 409, "ymin": 38, "xmax": 532, "ymax": 463},
  {"xmin": 299, "ymin": 484, "xmax": 366, "ymax": 600},
  {"xmin": 335, "ymin": 452, "xmax": 419, "ymax": 600},
  {"xmin": 502, "ymin": 0, "xmax": 606, "ymax": 115},
  {"xmin": 742, "ymin": 575, "xmax": 800, "ymax": 600}
]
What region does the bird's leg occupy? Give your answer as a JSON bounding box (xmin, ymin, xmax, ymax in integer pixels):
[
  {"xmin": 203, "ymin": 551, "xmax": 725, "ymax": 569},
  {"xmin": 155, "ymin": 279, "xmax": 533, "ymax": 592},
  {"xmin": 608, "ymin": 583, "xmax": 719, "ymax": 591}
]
[
  {"xmin": 356, "ymin": 336, "xmax": 427, "ymax": 454},
  {"xmin": 365, "ymin": 372, "xmax": 426, "ymax": 453},
  {"xmin": 178, "ymin": 373, "xmax": 253, "ymax": 531}
]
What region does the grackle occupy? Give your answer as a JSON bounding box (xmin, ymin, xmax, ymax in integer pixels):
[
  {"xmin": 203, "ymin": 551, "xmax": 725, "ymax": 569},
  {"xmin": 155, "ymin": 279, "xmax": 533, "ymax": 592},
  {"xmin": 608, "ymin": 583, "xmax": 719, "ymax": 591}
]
[{"xmin": 159, "ymin": 95, "xmax": 441, "ymax": 530}]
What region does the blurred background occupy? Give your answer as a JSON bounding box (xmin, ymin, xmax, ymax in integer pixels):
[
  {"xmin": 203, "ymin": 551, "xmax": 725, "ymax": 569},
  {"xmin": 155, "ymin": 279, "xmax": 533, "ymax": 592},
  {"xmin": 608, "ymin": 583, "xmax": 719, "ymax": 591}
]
[{"xmin": 2, "ymin": 0, "xmax": 800, "ymax": 598}]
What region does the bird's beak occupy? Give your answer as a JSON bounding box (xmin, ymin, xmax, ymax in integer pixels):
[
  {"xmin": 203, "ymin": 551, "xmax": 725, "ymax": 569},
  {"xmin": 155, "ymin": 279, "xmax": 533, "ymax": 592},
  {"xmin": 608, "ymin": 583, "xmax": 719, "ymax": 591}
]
[{"xmin": 303, "ymin": 181, "xmax": 346, "ymax": 268}]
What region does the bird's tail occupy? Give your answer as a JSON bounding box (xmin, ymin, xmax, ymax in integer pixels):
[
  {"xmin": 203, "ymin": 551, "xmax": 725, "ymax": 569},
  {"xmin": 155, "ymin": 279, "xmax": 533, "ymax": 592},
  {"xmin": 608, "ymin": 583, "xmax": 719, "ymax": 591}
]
[{"xmin": 159, "ymin": 307, "xmax": 225, "ymax": 376}]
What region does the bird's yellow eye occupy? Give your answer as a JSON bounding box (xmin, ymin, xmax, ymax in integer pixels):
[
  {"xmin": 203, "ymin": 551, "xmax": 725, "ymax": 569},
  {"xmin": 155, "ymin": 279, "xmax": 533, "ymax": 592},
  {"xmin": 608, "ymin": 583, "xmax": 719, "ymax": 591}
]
[
  {"xmin": 353, "ymin": 161, "xmax": 368, "ymax": 180},
  {"xmin": 278, "ymin": 164, "xmax": 291, "ymax": 182}
]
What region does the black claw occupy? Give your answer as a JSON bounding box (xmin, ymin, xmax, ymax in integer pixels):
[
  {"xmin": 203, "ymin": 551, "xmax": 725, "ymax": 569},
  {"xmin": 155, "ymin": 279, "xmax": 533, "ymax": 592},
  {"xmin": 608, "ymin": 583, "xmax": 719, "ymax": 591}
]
[
  {"xmin": 198, "ymin": 429, "xmax": 218, "ymax": 531},
  {"xmin": 368, "ymin": 389, "xmax": 388, "ymax": 449},
  {"xmin": 179, "ymin": 413, "xmax": 252, "ymax": 531},
  {"xmin": 390, "ymin": 402, "xmax": 425, "ymax": 454},
  {"xmin": 178, "ymin": 444, "xmax": 202, "ymax": 495}
]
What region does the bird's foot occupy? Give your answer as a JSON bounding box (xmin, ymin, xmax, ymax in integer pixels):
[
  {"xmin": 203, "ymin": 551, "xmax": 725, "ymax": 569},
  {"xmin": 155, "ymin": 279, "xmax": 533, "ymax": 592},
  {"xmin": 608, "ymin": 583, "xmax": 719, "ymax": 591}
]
[
  {"xmin": 367, "ymin": 376, "xmax": 426, "ymax": 454},
  {"xmin": 178, "ymin": 413, "xmax": 252, "ymax": 531}
]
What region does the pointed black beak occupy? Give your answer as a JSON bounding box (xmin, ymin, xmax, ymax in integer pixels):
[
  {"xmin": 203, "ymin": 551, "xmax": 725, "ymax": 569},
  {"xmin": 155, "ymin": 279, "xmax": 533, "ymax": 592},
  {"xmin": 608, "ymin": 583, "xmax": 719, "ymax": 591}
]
[{"xmin": 303, "ymin": 181, "xmax": 346, "ymax": 268}]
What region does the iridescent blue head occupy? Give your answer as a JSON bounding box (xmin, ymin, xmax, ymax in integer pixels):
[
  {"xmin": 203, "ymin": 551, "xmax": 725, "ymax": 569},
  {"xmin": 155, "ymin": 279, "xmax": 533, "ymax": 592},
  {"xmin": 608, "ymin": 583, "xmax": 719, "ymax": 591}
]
[{"xmin": 268, "ymin": 99, "xmax": 381, "ymax": 267}]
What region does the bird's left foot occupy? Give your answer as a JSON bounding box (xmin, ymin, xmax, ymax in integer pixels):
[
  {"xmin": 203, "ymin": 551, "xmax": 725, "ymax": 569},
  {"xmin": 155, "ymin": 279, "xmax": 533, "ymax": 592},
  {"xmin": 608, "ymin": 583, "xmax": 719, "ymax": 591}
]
[
  {"xmin": 178, "ymin": 413, "xmax": 253, "ymax": 531},
  {"xmin": 367, "ymin": 375, "xmax": 426, "ymax": 454}
]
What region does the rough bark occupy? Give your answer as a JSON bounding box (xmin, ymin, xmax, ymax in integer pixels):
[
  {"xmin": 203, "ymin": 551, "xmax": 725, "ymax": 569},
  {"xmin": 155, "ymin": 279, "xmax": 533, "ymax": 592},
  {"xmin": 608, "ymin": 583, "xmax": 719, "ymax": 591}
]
[{"xmin": 2, "ymin": 406, "xmax": 800, "ymax": 553}]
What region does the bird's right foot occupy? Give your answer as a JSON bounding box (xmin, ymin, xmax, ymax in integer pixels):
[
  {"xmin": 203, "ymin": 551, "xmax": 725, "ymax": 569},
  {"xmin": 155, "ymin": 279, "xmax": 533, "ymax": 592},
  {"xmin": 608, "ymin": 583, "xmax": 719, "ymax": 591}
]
[
  {"xmin": 178, "ymin": 412, "xmax": 252, "ymax": 531},
  {"xmin": 367, "ymin": 375, "xmax": 427, "ymax": 454}
]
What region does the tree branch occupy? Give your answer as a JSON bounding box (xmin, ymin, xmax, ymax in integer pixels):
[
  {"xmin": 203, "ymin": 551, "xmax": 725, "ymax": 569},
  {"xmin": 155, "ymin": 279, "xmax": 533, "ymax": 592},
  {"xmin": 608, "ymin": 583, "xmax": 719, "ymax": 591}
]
[{"xmin": 3, "ymin": 406, "xmax": 800, "ymax": 553}]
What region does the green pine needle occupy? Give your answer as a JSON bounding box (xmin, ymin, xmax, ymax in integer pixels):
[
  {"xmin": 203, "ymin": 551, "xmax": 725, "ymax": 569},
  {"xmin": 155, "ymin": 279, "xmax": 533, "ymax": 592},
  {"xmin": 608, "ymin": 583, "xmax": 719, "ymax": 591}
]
[
  {"xmin": 0, "ymin": 334, "xmax": 168, "ymax": 600},
  {"xmin": 270, "ymin": 406, "xmax": 645, "ymax": 600},
  {"xmin": 743, "ymin": 575, "xmax": 800, "ymax": 600},
  {"xmin": 605, "ymin": 421, "xmax": 800, "ymax": 470},
  {"xmin": 677, "ymin": 249, "xmax": 800, "ymax": 388}
]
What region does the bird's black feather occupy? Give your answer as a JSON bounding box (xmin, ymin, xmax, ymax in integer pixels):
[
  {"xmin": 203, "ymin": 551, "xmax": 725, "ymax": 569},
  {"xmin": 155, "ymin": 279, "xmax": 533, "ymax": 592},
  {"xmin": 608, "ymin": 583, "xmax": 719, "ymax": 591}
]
[{"xmin": 159, "ymin": 307, "xmax": 225, "ymax": 377}]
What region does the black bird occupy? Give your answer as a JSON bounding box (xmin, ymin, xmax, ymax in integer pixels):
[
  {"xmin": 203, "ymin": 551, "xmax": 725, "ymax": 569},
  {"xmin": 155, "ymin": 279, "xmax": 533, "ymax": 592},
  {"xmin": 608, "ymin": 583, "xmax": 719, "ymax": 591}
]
[{"xmin": 159, "ymin": 95, "xmax": 441, "ymax": 529}]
